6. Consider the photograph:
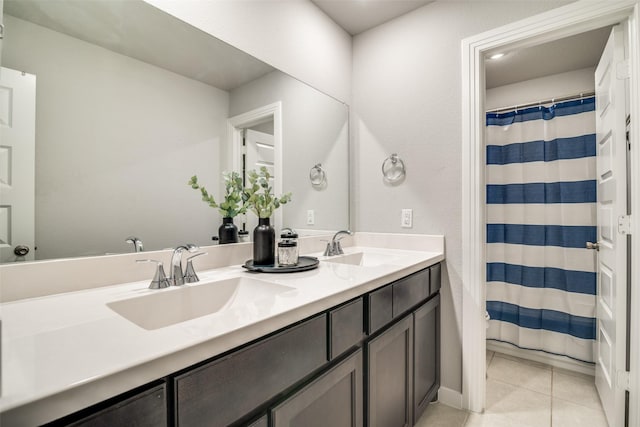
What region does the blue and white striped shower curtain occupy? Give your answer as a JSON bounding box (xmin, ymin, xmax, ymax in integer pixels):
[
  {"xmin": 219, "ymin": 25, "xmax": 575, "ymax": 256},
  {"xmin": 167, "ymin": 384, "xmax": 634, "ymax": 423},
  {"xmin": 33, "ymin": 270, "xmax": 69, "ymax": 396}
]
[{"xmin": 485, "ymin": 97, "xmax": 597, "ymax": 363}]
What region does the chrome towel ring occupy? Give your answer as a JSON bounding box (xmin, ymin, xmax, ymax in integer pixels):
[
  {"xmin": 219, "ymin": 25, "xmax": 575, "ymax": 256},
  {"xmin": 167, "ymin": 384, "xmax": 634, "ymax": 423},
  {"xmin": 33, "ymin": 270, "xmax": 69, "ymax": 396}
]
[
  {"xmin": 309, "ymin": 163, "xmax": 326, "ymax": 186},
  {"xmin": 382, "ymin": 153, "xmax": 405, "ymax": 182}
]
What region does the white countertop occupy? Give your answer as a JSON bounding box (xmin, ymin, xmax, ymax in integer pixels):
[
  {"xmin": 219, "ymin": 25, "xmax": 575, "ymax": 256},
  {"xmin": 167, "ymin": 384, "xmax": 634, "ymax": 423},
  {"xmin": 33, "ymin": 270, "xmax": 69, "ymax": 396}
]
[{"xmin": 0, "ymin": 244, "xmax": 443, "ymax": 425}]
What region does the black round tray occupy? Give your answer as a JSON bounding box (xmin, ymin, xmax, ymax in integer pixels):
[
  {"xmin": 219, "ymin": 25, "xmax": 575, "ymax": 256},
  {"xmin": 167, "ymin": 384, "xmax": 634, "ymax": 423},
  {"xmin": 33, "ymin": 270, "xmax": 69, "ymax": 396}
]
[{"xmin": 242, "ymin": 256, "xmax": 319, "ymax": 273}]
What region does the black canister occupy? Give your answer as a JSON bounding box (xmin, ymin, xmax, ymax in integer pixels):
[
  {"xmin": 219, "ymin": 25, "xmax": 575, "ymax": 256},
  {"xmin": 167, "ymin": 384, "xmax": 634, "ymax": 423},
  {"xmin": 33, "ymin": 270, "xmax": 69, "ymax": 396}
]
[{"xmin": 278, "ymin": 229, "xmax": 299, "ymax": 266}]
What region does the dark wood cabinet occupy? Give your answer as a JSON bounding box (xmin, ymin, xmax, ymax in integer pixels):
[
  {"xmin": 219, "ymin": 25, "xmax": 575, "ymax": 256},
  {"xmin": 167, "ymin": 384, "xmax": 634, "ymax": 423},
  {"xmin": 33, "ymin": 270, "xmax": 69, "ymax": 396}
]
[
  {"xmin": 65, "ymin": 384, "xmax": 167, "ymax": 427},
  {"xmin": 365, "ymin": 263, "xmax": 441, "ymax": 427},
  {"xmin": 47, "ymin": 262, "xmax": 442, "ymax": 427},
  {"xmin": 368, "ymin": 267, "xmax": 431, "ymax": 336},
  {"xmin": 247, "ymin": 414, "xmax": 268, "ymax": 427},
  {"xmin": 329, "ymin": 297, "xmax": 365, "ymax": 359},
  {"xmin": 392, "ymin": 268, "xmax": 430, "ymax": 317},
  {"xmin": 367, "ymin": 285, "xmax": 393, "ymax": 334},
  {"xmin": 174, "ymin": 314, "xmax": 327, "ymax": 427},
  {"xmin": 272, "ymin": 349, "xmax": 363, "ymax": 427},
  {"xmin": 430, "ymin": 263, "xmax": 441, "ymax": 295},
  {"xmin": 413, "ymin": 294, "xmax": 440, "ymax": 421},
  {"xmin": 366, "ymin": 315, "xmax": 413, "ymax": 427}
]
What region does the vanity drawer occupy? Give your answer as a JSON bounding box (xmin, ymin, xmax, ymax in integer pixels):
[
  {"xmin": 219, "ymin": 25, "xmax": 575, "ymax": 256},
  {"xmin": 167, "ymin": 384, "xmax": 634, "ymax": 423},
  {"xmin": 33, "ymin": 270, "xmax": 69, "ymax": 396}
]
[
  {"xmin": 174, "ymin": 314, "xmax": 327, "ymax": 427},
  {"xmin": 393, "ymin": 268, "xmax": 430, "ymax": 317},
  {"xmin": 430, "ymin": 263, "xmax": 441, "ymax": 295},
  {"xmin": 68, "ymin": 383, "xmax": 167, "ymax": 427},
  {"xmin": 367, "ymin": 285, "xmax": 393, "ymax": 334},
  {"xmin": 329, "ymin": 297, "xmax": 364, "ymax": 359}
]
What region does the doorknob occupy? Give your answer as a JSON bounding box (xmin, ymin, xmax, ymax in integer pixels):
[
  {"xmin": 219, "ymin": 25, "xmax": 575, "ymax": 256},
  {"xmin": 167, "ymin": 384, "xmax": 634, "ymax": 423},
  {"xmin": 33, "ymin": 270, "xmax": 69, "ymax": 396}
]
[
  {"xmin": 14, "ymin": 245, "xmax": 30, "ymax": 256},
  {"xmin": 586, "ymin": 242, "xmax": 600, "ymax": 251}
]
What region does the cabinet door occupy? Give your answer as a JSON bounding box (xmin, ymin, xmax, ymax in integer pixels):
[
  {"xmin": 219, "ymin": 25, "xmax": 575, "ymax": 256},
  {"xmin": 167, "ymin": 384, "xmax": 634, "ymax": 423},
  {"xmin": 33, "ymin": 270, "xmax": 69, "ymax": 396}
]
[
  {"xmin": 175, "ymin": 314, "xmax": 327, "ymax": 427},
  {"xmin": 413, "ymin": 294, "xmax": 440, "ymax": 421},
  {"xmin": 367, "ymin": 316, "xmax": 413, "ymax": 427},
  {"xmin": 272, "ymin": 349, "xmax": 363, "ymax": 427},
  {"xmin": 68, "ymin": 384, "xmax": 167, "ymax": 427}
]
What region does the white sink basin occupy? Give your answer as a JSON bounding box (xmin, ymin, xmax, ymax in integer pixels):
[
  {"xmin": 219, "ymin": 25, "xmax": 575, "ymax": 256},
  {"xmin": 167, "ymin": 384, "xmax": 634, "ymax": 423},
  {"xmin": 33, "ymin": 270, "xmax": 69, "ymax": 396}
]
[
  {"xmin": 107, "ymin": 277, "xmax": 293, "ymax": 330},
  {"xmin": 323, "ymin": 251, "xmax": 402, "ymax": 267}
]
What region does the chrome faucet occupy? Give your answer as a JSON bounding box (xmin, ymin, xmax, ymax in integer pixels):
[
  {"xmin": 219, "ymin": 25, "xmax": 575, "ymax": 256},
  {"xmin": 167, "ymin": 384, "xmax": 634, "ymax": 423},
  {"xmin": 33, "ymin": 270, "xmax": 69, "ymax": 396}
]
[
  {"xmin": 184, "ymin": 252, "xmax": 206, "ymax": 283},
  {"xmin": 324, "ymin": 230, "xmax": 353, "ymax": 256},
  {"xmin": 170, "ymin": 244, "xmax": 199, "ymax": 286},
  {"xmin": 125, "ymin": 236, "xmax": 144, "ymax": 252},
  {"xmin": 136, "ymin": 259, "xmax": 171, "ymax": 289}
]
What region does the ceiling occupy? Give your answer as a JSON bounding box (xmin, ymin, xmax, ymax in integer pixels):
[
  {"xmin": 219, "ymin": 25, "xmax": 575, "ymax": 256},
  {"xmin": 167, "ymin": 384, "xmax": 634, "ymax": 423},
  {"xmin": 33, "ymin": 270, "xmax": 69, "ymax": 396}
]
[
  {"xmin": 9, "ymin": 0, "xmax": 612, "ymax": 92},
  {"xmin": 4, "ymin": 0, "xmax": 275, "ymax": 91},
  {"xmin": 485, "ymin": 26, "xmax": 612, "ymax": 89},
  {"xmin": 311, "ymin": 0, "xmax": 433, "ymax": 35},
  {"xmin": 311, "ymin": 0, "xmax": 611, "ymax": 88}
]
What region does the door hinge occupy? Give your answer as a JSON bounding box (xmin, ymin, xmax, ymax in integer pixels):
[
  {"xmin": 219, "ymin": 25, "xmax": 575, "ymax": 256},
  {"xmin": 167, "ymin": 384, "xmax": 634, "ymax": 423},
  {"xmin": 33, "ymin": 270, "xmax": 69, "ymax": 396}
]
[
  {"xmin": 618, "ymin": 215, "xmax": 631, "ymax": 235},
  {"xmin": 617, "ymin": 370, "xmax": 631, "ymax": 391},
  {"xmin": 617, "ymin": 60, "xmax": 631, "ymax": 80}
]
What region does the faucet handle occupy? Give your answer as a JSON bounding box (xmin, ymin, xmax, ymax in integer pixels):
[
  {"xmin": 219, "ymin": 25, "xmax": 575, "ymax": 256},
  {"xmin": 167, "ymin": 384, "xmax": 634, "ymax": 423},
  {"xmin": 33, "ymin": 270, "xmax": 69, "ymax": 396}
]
[
  {"xmin": 136, "ymin": 259, "xmax": 171, "ymax": 289},
  {"xmin": 185, "ymin": 243, "xmax": 199, "ymax": 252},
  {"xmin": 126, "ymin": 236, "xmax": 144, "ymax": 253},
  {"xmin": 323, "ymin": 242, "xmax": 333, "ymax": 256},
  {"xmin": 186, "ymin": 252, "xmax": 206, "ymax": 261},
  {"xmin": 184, "ymin": 252, "xmax": 206, "ymax": 283}
]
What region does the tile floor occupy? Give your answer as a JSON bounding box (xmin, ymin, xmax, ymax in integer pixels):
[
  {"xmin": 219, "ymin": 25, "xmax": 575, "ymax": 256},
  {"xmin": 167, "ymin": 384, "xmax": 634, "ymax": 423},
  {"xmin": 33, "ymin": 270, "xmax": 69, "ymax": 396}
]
[{"xmin": 415, "ymin": 351, "xmax": 608, "ymax": 427}]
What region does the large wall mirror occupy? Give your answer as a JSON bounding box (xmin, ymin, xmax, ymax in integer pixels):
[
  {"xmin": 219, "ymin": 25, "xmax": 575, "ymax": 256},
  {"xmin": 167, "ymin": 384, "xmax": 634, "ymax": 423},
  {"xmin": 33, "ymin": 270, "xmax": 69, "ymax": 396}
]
[{"xmin": 0, "ymin": 0, "xmax": 349, "ymax": 263}]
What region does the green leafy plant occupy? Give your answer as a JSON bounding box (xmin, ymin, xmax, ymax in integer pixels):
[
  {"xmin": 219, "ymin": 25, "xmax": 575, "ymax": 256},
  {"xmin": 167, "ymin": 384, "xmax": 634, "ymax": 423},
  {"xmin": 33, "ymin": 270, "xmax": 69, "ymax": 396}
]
[
  {"xmin": 188, "ymin": 171, "xmax": 246, "ymax": 218},
  {"xmin": 244, "ymin": 166, "xmax": 292, "ymax": 218}
]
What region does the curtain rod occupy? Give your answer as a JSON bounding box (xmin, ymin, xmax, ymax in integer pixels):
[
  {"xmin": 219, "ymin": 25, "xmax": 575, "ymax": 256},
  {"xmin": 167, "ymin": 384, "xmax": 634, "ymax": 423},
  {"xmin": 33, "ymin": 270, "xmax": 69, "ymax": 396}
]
[{"xmin": 486, "ymin": 91, "xmax": 596, "ymax": 114}]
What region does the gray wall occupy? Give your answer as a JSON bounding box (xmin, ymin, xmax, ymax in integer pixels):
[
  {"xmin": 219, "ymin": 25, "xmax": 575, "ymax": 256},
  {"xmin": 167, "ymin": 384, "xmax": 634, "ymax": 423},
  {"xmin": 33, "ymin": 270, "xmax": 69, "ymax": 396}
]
[
  {"xmin": 3, "ymin": 15, "xmax": 229, "ymax": 259},
  {"xmin": 229, "ymin": 71, "xmax": 349, "ymax": 232},
  {"xmin": 487, "ymin": 67, "xmax": 595, "ymax": 110},
  {"xmin": 351, "ymin": 0, "xmax": 573, "ymax": 394}
]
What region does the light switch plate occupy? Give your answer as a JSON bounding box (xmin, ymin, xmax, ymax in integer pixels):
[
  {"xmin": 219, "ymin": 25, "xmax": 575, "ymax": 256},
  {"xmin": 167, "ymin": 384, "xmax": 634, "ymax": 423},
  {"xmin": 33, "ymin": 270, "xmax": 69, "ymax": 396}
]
[
  {"xmin": 401, "ymin": 209, "xmax": 412, "ymax": 228},
  {"xmin": 307, "ymin": 210, "xmax": 315, "ymax": 225}
]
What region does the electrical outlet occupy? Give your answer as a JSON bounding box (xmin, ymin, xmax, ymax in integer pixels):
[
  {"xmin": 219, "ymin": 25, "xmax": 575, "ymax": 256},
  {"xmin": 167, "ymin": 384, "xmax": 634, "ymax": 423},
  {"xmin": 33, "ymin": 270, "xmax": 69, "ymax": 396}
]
[
  {"xmin": 401, "ymin": 209, "xmax": 413, "ymax": 228},
  {"xmin": 307, "ymin": 209, "xmax": 315, "ymax": 225}
]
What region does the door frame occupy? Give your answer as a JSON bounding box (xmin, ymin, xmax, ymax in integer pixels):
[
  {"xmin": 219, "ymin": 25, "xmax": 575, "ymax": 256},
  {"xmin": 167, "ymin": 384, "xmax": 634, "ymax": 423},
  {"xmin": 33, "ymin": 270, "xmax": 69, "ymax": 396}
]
[
  {"xmin": 227, "ymin": 102, "xmax": 284, "ymax": 231},
  {"xmin": 461, "ymin": 0, "xmax": 640, "ymax": 421}
]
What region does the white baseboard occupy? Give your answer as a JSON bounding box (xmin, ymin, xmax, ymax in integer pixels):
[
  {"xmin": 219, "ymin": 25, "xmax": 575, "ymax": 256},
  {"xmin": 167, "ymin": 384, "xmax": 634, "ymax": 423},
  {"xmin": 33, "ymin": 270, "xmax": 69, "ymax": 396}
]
[
  {"xmin": 487, "ymin": 341, "xmax": 595, "ymax": 376},
  {"xmin": 436, "ymin": 386, "xmax": 463, "ymax": 409}
]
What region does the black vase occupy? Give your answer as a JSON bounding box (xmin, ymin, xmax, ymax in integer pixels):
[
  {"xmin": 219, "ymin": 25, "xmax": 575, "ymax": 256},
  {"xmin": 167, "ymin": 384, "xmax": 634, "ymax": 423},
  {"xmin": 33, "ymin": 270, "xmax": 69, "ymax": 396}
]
[
  {"xmin": 218, "ymin": 217, "xmax": 238, "ymax": 244},
  {"xmin": 253, "ymin": 217, "xmax": 275, "ymax": 265}
]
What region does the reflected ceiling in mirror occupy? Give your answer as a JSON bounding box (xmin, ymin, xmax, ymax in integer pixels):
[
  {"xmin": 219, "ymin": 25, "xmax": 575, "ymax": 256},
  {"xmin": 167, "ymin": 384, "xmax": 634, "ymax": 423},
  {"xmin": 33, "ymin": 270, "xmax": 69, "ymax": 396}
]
[
  {"xmin": 0, "ymin": 0, "xmax": 349, "ymax": 263},
  {"xmin": 4, "ymin": 0, "xmax": 275, "ymax": 90}
]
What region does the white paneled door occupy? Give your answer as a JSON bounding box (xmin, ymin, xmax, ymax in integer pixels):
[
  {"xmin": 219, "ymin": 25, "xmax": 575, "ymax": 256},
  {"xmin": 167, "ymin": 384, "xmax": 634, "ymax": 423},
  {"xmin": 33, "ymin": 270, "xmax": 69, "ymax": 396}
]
[
  {"xmin": 594, "ymin": 26, "xmax": 629, "ymax": 427},
  {"xmin": 0, "ymin": 67, "xmax": 36, "ymax": 263}
]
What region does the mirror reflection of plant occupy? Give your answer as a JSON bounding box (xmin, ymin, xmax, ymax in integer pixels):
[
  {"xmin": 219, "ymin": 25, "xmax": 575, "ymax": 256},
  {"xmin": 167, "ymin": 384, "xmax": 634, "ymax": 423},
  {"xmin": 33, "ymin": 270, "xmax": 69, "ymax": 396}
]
[
  {"xmin": 188, "ymin": 172, "xmax": 247, "ymax": 218},
  {"xmin": 244, "ymin": 166, "xmax": 292, "ymax": 218}
]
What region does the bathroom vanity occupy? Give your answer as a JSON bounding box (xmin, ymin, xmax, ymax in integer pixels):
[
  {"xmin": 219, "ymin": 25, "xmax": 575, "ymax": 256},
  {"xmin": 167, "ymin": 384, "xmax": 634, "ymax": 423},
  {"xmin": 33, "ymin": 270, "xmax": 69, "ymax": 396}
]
[{"xmin": 0, "ymin": 235, "xmax": 444, "ymax": 426}]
